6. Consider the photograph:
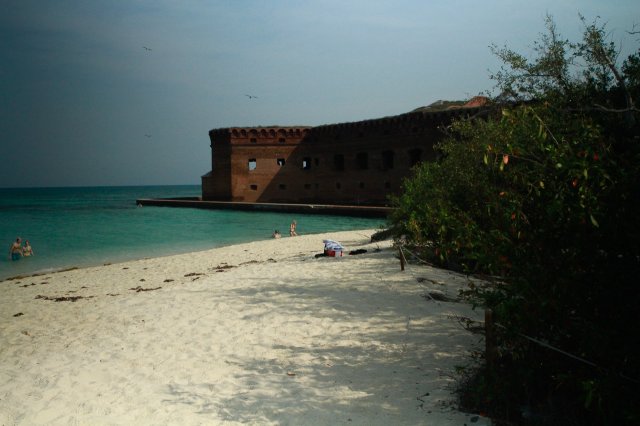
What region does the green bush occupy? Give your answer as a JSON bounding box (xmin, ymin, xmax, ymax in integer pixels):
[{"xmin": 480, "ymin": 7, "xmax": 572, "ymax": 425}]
[{"xmin": 390, "ymin": 15, "xmax": 640, "ymax": 424}]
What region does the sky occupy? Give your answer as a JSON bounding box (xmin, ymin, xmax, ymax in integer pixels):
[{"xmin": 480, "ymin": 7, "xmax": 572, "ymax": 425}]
[{"xmin": 1, "ymin": 1, "xmax": 638, "ymax": 188}]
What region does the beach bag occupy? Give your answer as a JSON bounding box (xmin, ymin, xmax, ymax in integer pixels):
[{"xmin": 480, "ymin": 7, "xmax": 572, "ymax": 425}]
[{"xmin": 323, "ymin": 239, "xmax": 344, "ymax": 257}]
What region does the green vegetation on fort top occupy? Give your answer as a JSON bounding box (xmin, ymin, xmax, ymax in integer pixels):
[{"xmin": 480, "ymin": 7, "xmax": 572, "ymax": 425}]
[{"xmin": 390, "ymin": 15, "xmax": 639, "ymax": 425}]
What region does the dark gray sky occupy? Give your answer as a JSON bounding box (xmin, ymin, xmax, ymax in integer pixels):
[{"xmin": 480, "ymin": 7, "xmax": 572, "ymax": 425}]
[{"xmin": 1, "ymin": 1, "xmax": 637, "ymax": 188}]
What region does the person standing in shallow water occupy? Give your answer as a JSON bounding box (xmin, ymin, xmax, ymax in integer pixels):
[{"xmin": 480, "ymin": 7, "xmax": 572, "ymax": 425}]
[
  {"xmin": 22, "ymin": 240, "xmax": 34, "ymax": 257},
  {"xmin": 9, "ymin": 237, "xmax": 22, "ymax": 261},
  {"xmin": 289, "ymin": 220, "xmax": 298, "ymax": 236}
]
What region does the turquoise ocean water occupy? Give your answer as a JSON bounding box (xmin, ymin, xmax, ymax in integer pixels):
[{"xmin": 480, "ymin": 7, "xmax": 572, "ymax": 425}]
[{"xmin": 0, "ymin": 185, "xmax": 384, "ymax": 281}]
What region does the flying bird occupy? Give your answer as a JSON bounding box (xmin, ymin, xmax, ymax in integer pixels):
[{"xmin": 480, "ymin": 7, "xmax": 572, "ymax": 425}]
[
  {"xmin": 245, "ymin": 94, "xmax": 258, "ymax": 99},
  {"xmin": 144, "ymin": 134, "xmax": 152, "ymax": 138},
  {"xmin": 143, "ymin": 46, "xmax": 152, "ymax": 51}
]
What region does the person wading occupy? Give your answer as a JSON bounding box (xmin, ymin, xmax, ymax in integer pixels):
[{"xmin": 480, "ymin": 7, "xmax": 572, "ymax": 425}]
[{"xmin": 9, "ymin": 237, "xmax": 22, "ymax": 261}]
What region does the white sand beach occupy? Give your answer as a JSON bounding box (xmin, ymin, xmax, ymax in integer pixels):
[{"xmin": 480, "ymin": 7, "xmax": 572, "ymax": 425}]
[{"xmin": 0, "ymin": 230, "xmax": 490, "ymax": 425}]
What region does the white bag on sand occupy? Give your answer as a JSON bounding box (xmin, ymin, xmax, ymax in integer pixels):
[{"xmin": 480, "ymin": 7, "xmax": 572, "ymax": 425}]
[{"xmin": 323, "ymin": 239, "xmax": 344, "ymax": 257}]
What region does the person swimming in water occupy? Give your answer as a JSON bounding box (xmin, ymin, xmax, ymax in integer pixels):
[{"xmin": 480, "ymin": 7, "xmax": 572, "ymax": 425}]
[{"xmin": 9, "ymin": 237, "xmax": 22, "ymax": 261}]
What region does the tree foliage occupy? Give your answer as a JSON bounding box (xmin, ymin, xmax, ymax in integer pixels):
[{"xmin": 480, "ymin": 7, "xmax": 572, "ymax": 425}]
[{"xmin": 390, "ymin": 16, "xmax": 640, "ymax": 424}]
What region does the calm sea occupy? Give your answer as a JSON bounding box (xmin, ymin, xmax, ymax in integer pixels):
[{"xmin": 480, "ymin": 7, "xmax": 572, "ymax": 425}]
[{"xmin": 0, "ymin": 185, "xmax": 384, "ymax": 280}]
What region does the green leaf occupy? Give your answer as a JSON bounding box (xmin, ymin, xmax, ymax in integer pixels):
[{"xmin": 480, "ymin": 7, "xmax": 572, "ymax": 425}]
[
  {"xmin": 590, "ymin": 214, "xmax": 599, "ymax": 227},
  {"xmin": 483, "ymin": 153, "xmax": 488, "ymax": 165}
]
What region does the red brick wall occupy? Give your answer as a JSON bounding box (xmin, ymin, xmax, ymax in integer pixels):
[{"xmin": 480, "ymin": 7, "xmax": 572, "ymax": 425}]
[
  {"xmin": 202, "ymin": 130, "xmax": 233, "ymax": 200},
  {"xmin": 202, "ymin": 108, "xmax": 485, "ymax": 205}
]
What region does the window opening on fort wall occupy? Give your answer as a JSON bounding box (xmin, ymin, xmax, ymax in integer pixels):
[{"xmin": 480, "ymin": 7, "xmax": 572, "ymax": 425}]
[
  {"xmin": 302, "ymin": 157, "xmax": 312, "ymax": 170},
  {"xmin": 278, "ymin": 138, "xmax": 285, "ymax": 143},
  {"xmin": 277, "ymin": 158, "xmax": 285, "ymax": 166},
  {"xmin": 356, "ymin": 152, "xmax": 368, "ymax": 170},
  {"xmin": 250, "ymin": 138, "xmax": 257, "ymax": 143},
  {"xmin": 408, "ymin": 149, "xmax": 422, "ymax": 167},
  {"xmin": 248, "ymin": 159, "xmax": 257, "ymax": 170},
  {"xmin": 334, "ymin": 154, "xmax": 344, "ymax": 171},
  {"xmin": 382, "ymin": 150, "xmax": 395, "ymax": 170},
  {"xmin": 279, "ymin": 184, "xmax": 287, "ymax": 190},
  {"xmin": 250, "ymin": 184, "xmax": 258, "ymax": 191}
]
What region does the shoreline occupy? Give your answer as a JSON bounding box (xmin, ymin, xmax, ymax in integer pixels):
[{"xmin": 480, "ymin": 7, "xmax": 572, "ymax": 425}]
[
  {"xmin": 1, "ymin": 229, "xmax": 379, "ymax": 282},
  {"xmin": 0, "ymin": 229, "xmax": 489, "ymax": 425},
  {"xmin": 1, "ymin": 227, "xmax": 384, "ymax": 283}
]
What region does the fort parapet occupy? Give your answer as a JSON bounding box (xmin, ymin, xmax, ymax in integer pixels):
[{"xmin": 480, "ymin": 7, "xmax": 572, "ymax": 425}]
[{"xmin": 202, "ymin": 99, "xmax": 488, "ymax": 206}]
